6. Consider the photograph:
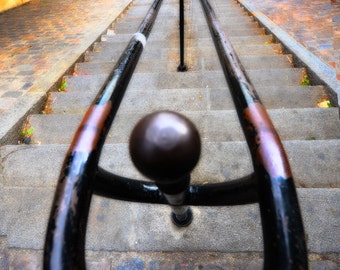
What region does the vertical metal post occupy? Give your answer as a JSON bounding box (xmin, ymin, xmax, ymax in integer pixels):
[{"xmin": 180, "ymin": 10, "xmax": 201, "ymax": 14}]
[
  {"xmin": 161, "ymin": 178, "xmax": 193, "ymax": 227},
  {"xmin": 129, "ymin": 111, "xmax": 201, "ymax": 227},
  {"xmin": 177, "ymin": 0, "xmax": 187, "ymax": 71}
]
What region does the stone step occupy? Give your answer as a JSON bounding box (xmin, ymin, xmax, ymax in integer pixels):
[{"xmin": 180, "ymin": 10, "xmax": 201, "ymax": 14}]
[
  {"xmin": 116, "ymin": 4, "xmax": 152, "ymax": 19},
  {"xmin": 85, "ymin": 44, "xmax": 281, "ymax": 64},
  {"xmin": 101, "ymin": 32, "xmax": 273, "ymax": 45},
  {"xmin": 190, "ymin": 13, "xmax": 257, "ymax": 24},
  {"xmin": 46, "ymin": 83, "xmax": 325, "ymax": 116},
  {"xmin": 2, "ymin": 184, "xmax": 339, "ymax": 254},
  {"xmin": 97, "ymin": 35, "xmax": 277, "ymax": 65},
  {"xmin": 1, "ymin": 136, "xmax": 339, "ymax": 252},
  {"xmin": 85, "ymin": 41, "xmax": 282, "ymax": 62},
  {"xmin": 5, "ymin": 249, "xmax": 339, "ymax": 270},
  {"xmin": 124, "ymin": 1, "xmax": 179, "ymax": 19},
  {"xmin": 105, "ymin": 1, "xmax": 263, "ymax": 48},
  {"xmin": 83, "ymin": 49, "xmax": 289, "ymax": 74},
  {"xmin": 83, "ymin": 54, "xmax": 292, "ymax": 74},
  {"xmin": 94, "ymin": 33, "xmax": 277, "ymax": 52},
  {"xmin": 0, "ymin": 140, "xmax": 340, "ymax": 188},
  {"xmin": 191, "ymin": 25, "xmax": 266, "ymax": 39},
  {"xmin": 101, "ymin": 32, "xmax": 135, "ymax": 43},
  {"xmin": 47, "ymin": 88, "xmax": 228, "ymax": 115},
  {"xmin": 113, "ymin": 19, "xmax": 177, "ymax": 35},
  {"xmin": 109, "ymin": 21, "xmax": 264, "ymax": 42},
  {"xmin": 27, "ymin": 108, "xmax": 340, "ymax": 145},
  {"xmin": 45, "ymin": 69, "xmax": 280, "ymax": 95},
  {"xmin": 46, "ymin": 67, "xmax": 311, "ymax": 114},
  {"xmin": 112, "ymin": 17, "xmax": 261, "ymax": 35},
  {"xmin": 57, "ymin": 69, "xmax": 306, "ymax": 97},
  {"xmin": 118, "ymin": 9, "xmax": 255, "ymax": 28},
  {"xmin": 77, "ymin": 54, "xmax": 293, "ymax": 75},
  {"xmin": 197, "ymin": 35, "xmax": 274, "ymax": 46},
  {"xmin": 122, "ymin": 5, "xmax": 248, "ymax": 21},
  {"xmin": 3, "ymin": 141, "xmax": 339, "ymax": 189},
  {"xmin": 124, "ymin": 0, "xmax": 249, "ymax": 20},
  {"xmin": 88, "ymin": 43, "xmax": 282, "ymax": 63}
]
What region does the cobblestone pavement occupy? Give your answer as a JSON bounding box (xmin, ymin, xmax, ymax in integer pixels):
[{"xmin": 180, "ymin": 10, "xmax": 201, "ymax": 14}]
[
  {"xmin": 244, "ymin": 0, "xmax": 340, "ymax": 79},
  {"xmin": 0, "ymin": 0, "xmax": 131, "ymax": 141}
]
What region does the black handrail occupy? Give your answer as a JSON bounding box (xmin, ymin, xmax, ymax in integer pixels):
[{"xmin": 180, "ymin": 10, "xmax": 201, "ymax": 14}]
[
  {"xmin": 43, "ymin": 0, "xmax": 163, "ymax": 269},
  {"xmin": 177, "ymin": 0, "xmax": 187, "ymax": 71},
  {"xmin": 95, "ymin": 162, "xmax": 258, "ymax": 206},
  {"xmin": 199, "ymin": 0, "xmax": 308, "ymax": 269},
  {"xmin": 43, "ymin": 0, "xmax": 308, "ymax": 268}
]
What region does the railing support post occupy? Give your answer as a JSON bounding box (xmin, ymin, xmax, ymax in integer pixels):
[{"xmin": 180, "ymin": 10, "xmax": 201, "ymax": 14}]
[
  {"xmin": 163, "ymin": 186, "xmax": 193, "ymax": 227},
  {"xmin": 129, "ymin": 111, "xmax": 201, "ymax": 226},
  {"xmin": 177, "ymin": 0, "xmax": 187, "ymax": 71}
]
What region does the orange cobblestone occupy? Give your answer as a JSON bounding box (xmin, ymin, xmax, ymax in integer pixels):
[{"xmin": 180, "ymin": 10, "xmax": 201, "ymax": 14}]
[
  {"xmin": 245, "ymin": 0, "xmax": 340, "ymax": 79},
  {"xmin": 0, "ymin": 0, "xmax": 132, "ymax": 115}
]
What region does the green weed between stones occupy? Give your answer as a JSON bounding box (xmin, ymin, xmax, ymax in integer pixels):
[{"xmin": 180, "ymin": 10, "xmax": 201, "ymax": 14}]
[
  {"xmin": 301, "ymin": 74, "xmax": 310, "ymax": 86},
  {"xmin": 58, "ymin": 81, "xmax": 67, "ymax": 92},
  {"xmin": 21, "ymin": 126, "xmax": 34, "ymax": 144}
]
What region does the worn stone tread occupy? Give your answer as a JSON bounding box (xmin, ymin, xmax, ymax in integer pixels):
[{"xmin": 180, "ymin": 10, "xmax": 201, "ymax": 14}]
[
  {"xmin": 2, "ymin": 249, "xmax": 339, "ymax": 270},
  {"xmin": 113, "ymin": 18, "xmax": 261, "ymax": 35},
  {"xmin": 32, "ymin": 106, "xmax": 340, "ymax": 144},
  {"xmin": 1, "ymin": 140, "xmax": 339, "ymax": 188},
  {"xmin": 58, "ymin": 69, "xmax": 306, "ymax": 98},
  {"xmin": 77, "ymin": 54, "xmax": 292, "ymax": 75},
  {"xmin": 45, "ymin": 84, "xmax": 325, "ymax": 115},
  {"xmin": 88, "ymin": 44, "xmax": 282, "ymax": 64},
  {"xmin": 2, "ymin": 185, "xmax": 339, "ymax": 253},
  {"xmin": 100, "ymin": 33, "xmax": 273, "ymax": 45}
]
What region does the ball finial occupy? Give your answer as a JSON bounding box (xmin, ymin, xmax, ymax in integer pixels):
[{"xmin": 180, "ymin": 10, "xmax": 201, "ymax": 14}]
[{"xmin": 129, "ymin": 111, "xmax": 201, "ymax": 182}]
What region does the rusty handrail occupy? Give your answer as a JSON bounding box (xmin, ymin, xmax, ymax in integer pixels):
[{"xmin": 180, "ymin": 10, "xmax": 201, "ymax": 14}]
[
  {"xmin": 43, "ymin": 0, "xmax": 164, "ymax": 268},
  {"xmin": 177, "ymin": 0, "xmax": 188, "ymax": 71},
  {"xmin": 199, "ymin": 0, "xmax": 308, "ymax": 269},
  {"xmin": 44, "ymin": 0, "xmax": 308, "ymax": 268}
]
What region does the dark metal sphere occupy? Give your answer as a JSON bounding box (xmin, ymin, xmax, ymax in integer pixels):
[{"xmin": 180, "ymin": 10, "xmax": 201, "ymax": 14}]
[{"xmin": 129, "ymin": 111, "xmax": 201, "ymax": 182}]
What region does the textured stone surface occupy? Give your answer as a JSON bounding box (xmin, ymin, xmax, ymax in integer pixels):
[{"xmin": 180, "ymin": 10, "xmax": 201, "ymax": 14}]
[
  {"xmin": 236, "ymin": 0, "xmax": 335, "ymax": 69},
  {"xmin": 1, "ymin": 249, "xmax": 339, "ymax": 270},
  {"xmin": 25, "ymin": 108, "xmax": 340, "ymax": 145},
  {"xmin": 0, "ymin": 0, "xmax": 339, "ymax": 267},
  {"xmin": 2, "ymin": 187, "xmax": 339, "ymax": 253},
  {"xmin": 0, "ymin": 0, "xmax": 135, "ymax": 143}
]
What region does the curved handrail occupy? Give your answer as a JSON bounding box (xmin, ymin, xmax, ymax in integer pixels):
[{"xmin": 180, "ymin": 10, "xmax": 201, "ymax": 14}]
[
  {"xmin": 43, "ymin": 0, "xmax": 308, "ymax": 269},
  {"xmin": 199, "ymin": 0, "xmax": 308, "ymax": 268},
  {"xmin": 43, "ymin": 0, "xmax": 164, "ymax": 269},
  {"xmin": 94, "ymin": 167, "xmax": 258, "ymax": 205}
]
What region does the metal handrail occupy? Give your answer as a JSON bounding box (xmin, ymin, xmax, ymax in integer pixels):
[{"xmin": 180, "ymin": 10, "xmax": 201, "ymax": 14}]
[
  {"xmin": 43, "ymin": 0, "xmax": 163, "ymax": 268},
  {"xmin": 199, "ymin": 0, "xmax": 308, "ymax": 268},
  {"xmin": 177, "ymin": 0, "xmax": 187, "ymax": 71},
  {"xmin": 95, "ymin": 168, "xmax": 257, "ymax": 205},
  {"xmin": 43, "ymin": 0, "xmax": 308, "ymax": 269}
]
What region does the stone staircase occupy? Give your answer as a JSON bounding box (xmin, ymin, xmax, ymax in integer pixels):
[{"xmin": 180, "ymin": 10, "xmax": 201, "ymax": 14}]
[{"xmin": 1, "ymin": 0, "xmax": 339, "ymax": 268}]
